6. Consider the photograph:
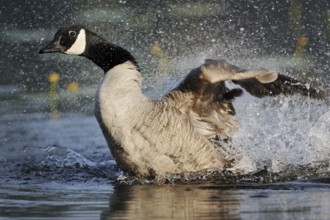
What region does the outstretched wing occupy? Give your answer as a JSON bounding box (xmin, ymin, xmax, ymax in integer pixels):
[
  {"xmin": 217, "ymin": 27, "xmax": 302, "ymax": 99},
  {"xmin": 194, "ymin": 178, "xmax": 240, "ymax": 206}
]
[
  {"xmin": 165, "ymin": 59, "xmax": 327, "ymax": 140},
  {"xmin": 201, "ymin": 59, "xmax": 327, "ymax": 99}
]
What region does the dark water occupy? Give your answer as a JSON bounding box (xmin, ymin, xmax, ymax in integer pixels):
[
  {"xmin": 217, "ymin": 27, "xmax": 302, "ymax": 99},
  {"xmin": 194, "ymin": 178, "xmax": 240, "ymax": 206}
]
[{"xmin": 1, "ymin": 0, "xmax": 330, "ymax": 219}]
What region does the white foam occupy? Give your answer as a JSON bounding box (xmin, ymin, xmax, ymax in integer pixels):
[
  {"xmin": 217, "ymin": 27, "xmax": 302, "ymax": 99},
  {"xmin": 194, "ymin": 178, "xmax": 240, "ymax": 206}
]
[{"xmin": 233, "ymin": 95, "xmax": 329, "ymax": 173}]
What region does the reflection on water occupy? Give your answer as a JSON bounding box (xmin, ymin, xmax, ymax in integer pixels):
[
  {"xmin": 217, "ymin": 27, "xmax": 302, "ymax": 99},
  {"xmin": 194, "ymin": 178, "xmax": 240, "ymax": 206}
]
[
  {"xmin": 102, "ymin": 183, "xmax": 330, "ymax": 220},
  {"xmin": 2, "ymin": 181, "xmax": 330, "ymax": 220},
  {"xmin": 102, "ymin": 185, "xmax": 241, "ymax": 220},
  {"xmin": 0, "ymin": 182, "xmax": 112, "ymax": 219}
]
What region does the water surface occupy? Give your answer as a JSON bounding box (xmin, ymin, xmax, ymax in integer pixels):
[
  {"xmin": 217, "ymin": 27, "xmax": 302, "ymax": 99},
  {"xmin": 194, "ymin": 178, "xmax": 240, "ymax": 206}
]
[
  {"xmin": 1, "ymin": 84, "xmax": 329, "ymax": 220},
  {"xmin": 1, "ymin": 1, "xmax": 330, "ymax": 219}
]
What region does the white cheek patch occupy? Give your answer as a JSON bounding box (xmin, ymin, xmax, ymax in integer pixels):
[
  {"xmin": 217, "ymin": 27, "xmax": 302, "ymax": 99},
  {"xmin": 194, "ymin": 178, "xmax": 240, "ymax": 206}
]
[{"xmin": 65, "ymin": 29, "xmax": 86, "ymax": 55}]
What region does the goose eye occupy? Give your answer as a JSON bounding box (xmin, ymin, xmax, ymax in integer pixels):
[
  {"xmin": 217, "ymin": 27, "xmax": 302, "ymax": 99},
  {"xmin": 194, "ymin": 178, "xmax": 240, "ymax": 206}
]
[{"xmin": 69, "ymin": 31, "xmax": 76, "ymax": 38}]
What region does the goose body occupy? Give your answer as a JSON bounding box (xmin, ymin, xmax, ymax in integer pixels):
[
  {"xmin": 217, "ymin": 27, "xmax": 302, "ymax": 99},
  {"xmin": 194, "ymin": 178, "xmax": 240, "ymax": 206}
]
[
  {"xmin": 40, "ymin": 25, "xmax": 327, "ymax": 177},
  {"xmin": 95, "ymin": 61, "xmax": 227, "ymax": 176}
]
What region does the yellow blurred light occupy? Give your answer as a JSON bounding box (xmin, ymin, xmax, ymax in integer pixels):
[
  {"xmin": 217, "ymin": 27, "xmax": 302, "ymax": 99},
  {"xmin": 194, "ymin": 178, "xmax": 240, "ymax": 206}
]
[
  {"xmin": 150, "ymin": 42, "xmax": 164, "ymax": 59},
  {"xmin": 67, "ymin": 81, "xmax": 79, "ymax": 92},
  {"xmin": 297, "ymin": 35, "xmax": 308, "ymax": 48},
  {"xmin": 48, "ymin": 72, "xmax": 60, "ymax": 83}
]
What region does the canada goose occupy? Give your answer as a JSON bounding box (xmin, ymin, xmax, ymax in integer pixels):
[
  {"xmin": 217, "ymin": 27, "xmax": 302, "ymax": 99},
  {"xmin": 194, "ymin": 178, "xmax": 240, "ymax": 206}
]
[{"xmin": 39, "ymin": 25, "xmax": 327, "ymax": 178}]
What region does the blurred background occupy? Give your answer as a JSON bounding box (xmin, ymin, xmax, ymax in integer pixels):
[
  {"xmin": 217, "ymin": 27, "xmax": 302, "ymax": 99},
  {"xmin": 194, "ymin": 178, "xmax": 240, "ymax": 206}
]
[{"xmin": 1, "ymin": 0, "xmax": 329, "ymax": 92}]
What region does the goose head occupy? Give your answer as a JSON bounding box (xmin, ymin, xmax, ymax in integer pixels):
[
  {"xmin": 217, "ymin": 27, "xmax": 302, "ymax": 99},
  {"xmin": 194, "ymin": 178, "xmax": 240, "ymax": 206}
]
[
  {"xmin": 39, "ymin": 25, "xmax": 87, "ymax": 55},
  {"xmin": 39, "ymin": 25, "xmax": 138, "ymax": 72}
]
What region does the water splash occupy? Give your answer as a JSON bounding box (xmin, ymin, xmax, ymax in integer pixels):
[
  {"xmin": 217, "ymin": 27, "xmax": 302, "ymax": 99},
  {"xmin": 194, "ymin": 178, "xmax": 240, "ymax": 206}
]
[
  {"xmin": 9, "ymin": 145, "xmax": 120, "ymax": 183},
  {"xmin": 23, "ymin": 145, "xmax": 96, "ymax": 167},
  {"xmin": 4, "ymin": 94, "xmax": 328, "ymax": 185},
  {"xmin": 233, "ymin": 94, "xmax": 329, "ymax": 175},
  {"xmin": 132, "ymin": 54, "xmax": 330, "ymax": 184}
]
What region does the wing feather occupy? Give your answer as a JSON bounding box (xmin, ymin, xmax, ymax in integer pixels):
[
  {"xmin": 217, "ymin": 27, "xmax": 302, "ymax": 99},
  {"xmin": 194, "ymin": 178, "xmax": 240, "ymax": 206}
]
[
  {"xmin": 233, "ymin": 74, "xmax": 327, "ymax": 99},
  {"xmin": 165, "ymin": 59, "xmax": 327, "ymax": 141}
]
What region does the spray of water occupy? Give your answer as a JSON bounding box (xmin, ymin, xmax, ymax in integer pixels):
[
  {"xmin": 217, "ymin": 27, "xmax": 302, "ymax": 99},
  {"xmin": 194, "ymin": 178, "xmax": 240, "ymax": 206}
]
[{"xmin": 139, "ymin": 48, "xmax": 330, "ymax": 183}]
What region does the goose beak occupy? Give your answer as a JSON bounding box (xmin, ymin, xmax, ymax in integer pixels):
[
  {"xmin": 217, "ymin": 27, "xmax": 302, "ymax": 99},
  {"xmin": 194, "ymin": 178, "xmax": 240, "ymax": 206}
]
[{"xmin": 39, "ymin": 38, "xmax": 65, "ymax": 54}]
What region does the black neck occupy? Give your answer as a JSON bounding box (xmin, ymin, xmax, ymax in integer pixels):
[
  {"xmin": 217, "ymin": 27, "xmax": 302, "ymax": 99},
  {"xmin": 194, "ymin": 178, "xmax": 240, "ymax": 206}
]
[{"xmin": 82, "ymin": 31, "xmax": 138, "ymax": 73}]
